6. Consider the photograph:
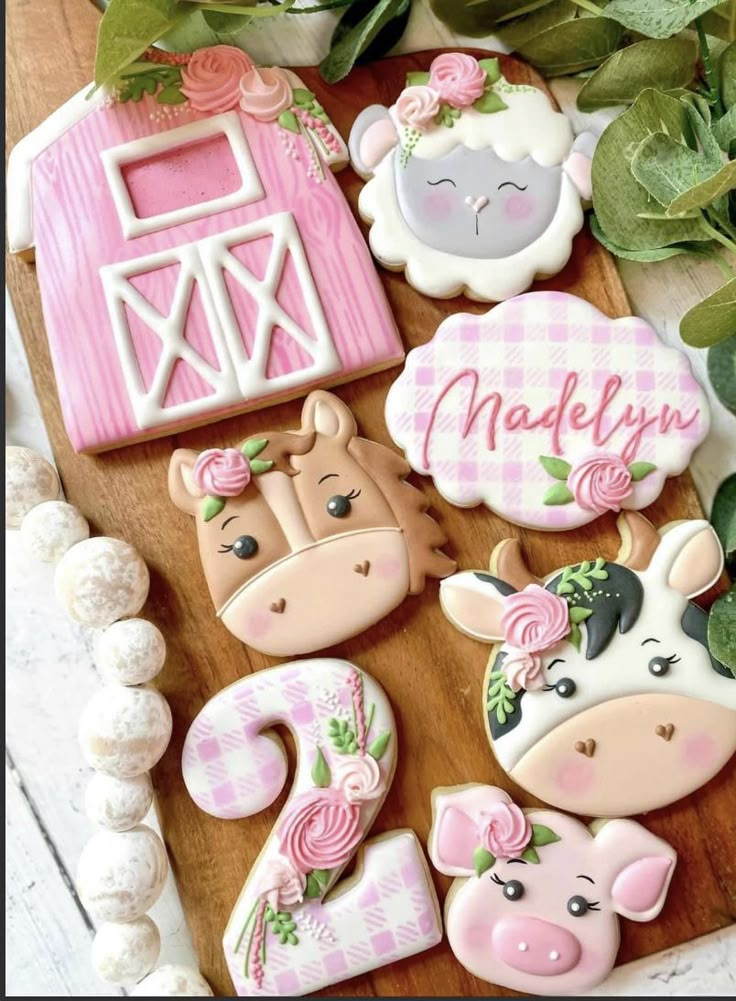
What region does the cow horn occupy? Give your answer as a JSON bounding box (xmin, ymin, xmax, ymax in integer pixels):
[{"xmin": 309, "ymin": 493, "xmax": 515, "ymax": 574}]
[
  {"xmin": 617, "ymin": 511, "xmax": 661, "ymax": 571},
  {"xmin": 493, "ymin": 538, "xmax": 539, "ymax": 590}
]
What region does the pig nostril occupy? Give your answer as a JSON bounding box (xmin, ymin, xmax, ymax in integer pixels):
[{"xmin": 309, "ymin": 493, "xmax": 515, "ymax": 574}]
[
  {"xmin": 518, "ymin": 942, "xmax": 528, "ymax": 952},
  {"xmin": 549, "ymin": 951, "xmax": 561, "ymax": 962}
]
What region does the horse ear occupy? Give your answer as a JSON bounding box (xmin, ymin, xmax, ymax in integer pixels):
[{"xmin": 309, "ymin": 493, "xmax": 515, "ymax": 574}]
[
  {"xmin": 169, "ymin": 449, "xmax": 203, "ymax": 515},
  {"xmin": 647, "ymin": 520, "xmax": 723, "ymax": 598},
  {"xmin": 301, "ymin": 391, "xmax": 357, "ymax": 444},
  {"xmin": 349, "ymin": 104, "xmax": 399, "ymax": 178},
  {"xmin": 439, "ymin": 571, "xmax": 512, "ymax": 643}
]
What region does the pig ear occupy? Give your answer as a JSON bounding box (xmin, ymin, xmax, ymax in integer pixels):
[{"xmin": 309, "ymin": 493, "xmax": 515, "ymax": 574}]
[
  {"xmin": 595, "ymin": 820, "xmax": 676, "ymax": 922},
  {"xmin": 429, "ymin": 785, "xmax": 512, "ymax": 877},
  {"xmin": 349, "ymin": 104, "xmax": 399, "ymax": 178},
  {"xmin": 563, "ymin": 130, "xmax": 597, "ymax": 200},
  {"xmin": 301, "ymin": 391, "xmax": 357, "ymax": 443},
  {"xmin": 169, "ymin": 449, "xmax": 204, "ymax": 515},
  {"xmin": 646, "ymin": 520, "xmax": 724, "ymax": 599},
  {"xmin": 439, "ymin": 572, "xmax": 514, "ymax": 643}
]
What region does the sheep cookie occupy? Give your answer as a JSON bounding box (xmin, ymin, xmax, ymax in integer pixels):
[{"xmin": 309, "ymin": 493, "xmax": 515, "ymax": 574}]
[
  {"xmin": 169, "ymin": 390, "xmax": 454, "ymax": 657},
  {"xmin": 428, "ymin": 784, "xmax": 676, "ymax": 995},
  {"xmin": 439, "ymin": 512, "xmax": 735, "ymax": 817},
  {"xmin": 349, "ymin": 53, "xmax": 594, "ymax": 301}
]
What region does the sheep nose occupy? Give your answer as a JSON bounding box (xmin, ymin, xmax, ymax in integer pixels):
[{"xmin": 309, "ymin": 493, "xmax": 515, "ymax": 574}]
[
  {"xmin": 492, "ymin": 916, "xmax": 582, "ymax": 976},
  {"xmin": 464, "ymin": 195, "xmax": 489, "ymax": 213}
]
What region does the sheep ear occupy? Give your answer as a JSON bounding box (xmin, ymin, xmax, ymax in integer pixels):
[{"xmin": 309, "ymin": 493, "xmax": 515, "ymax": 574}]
[
  {"xmin": 168, "ymin": 449, "xmax": 203, "ymax": 515},
  {"xmin": 439, "ymin": 572, "xmax": 513, "ymax": 643},
  {"xmin": 349, "ymin": 104, "xmax": 399, "ymax": 178},
  {"xmin": 563, "ymin": 130, "xmax": 598, "ymax": 200},
  {"xmin": 646, "ymin": 520, "xmax": 724, "ymax": 598}
]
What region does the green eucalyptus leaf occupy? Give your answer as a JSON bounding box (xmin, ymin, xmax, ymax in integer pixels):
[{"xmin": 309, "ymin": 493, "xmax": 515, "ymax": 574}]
[
  {"xmin": 331, "ymin": 0, "xmax": 411, "ymax": 67},
  {"xmin": 713, "ymin": 104, "xmax": 736, "ymax": 151},
  {"xmin": 311, "ymin": 747, "xmax": 331, "ymax": 789},
  {"xmin": 577, "ymin": 37, "xmax": 697, "ymax": 112},
  {"xmin": 592, "ymin": 90, "xmax": 712, "ymax": 250},
  {"xmin": 711, "ymin": 473, "xmax": 736, "ymax": 561},
  {"xmin": 429, "ymin": 0, "xmax": 537, "ymax": 36},
  {"xmin": 708, "ymin": 586, "xmax": 736, "ymax": 671},
  {"xmin": 602, "ymin": 0, "xmax": 725, "ymax": 38},
  {"xmin": 530, "ymin": 824, "xmax": 561, "ymax": 847},
  {"xmin": 515, "ymin": 15, "xmax": 624, "ymax": 76},
  {"xmin": 201, "ymin": 9, "xmax": 253, "ymax": 34},
  {"xmin": 539, "ymin": 455, "xmax": 572, "ymax": 480},
  {"xmin": 496, "ymin": 0, "xmax": 577, "ymax": 52},
  {"xmin": 721, "ymin": 42, "xmax": 736, "ymax": 109},
  {"xmin": 631, "ymin": 133, "xmax": 709, "ymax": 209},
  {"xmin": 669, "ymin": 161, "xmax": 736, "ymax": 214},
  {"xmin": 473, "ymin": 846, "xmax": 495, "ymax": 877},
  {"xmin": 95, "ymin": 0, "xmax": 188, "ymax": 89},
  {"xmin": 701, "ymin": 2, "xmax": 736, "ymax": 40},
  {"xmin": 589, "ymin": 214, "xmax": 712, "ymax": 261},
  {"xmin": 680, "ymin": 278, "xmax": 736, "ymax": 347},
  {"xmin": 708, "ymin": 335, "xmax": 736, "ymax": 415},
  {"xmin": 321, "ymin": 0, "xmax": 409, "ymax": 83}
]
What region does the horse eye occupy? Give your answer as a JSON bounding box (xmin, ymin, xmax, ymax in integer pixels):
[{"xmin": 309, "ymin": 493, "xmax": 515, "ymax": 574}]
[
  {"xmin": 555, "ymin": 677, "xmax": 576, "ymax": 698},
  {"xmin": 567, "ymin": 895, "xmax": 589, "ymax": 917},
  {"xmin": 503, "ymin": 880, "xmax": 524, "ymax": 902},
  {"xmin": 232, "ymin": 535, "xmax": 259, "ymax": 559},
  {"xmin": 327, "ymin": 494, "xmax": 352, "ymax": 518},
  {"xmin": 648, "ymin": 656, "xmax": 671, "ymax": 677}
]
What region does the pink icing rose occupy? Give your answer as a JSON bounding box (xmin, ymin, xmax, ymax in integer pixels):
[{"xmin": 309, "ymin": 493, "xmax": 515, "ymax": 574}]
[
  {"xmin": 279, "ymin": 788, "xmax": 362, "ymax": 872},
  {"xmin": 191, "ymin": 448, "xmax": 251, "ymax": 497},
  {"xmin": 335, "ymin": 755, "xmax": 384, "ymax": 804},
  {"xmin": 479, "ymin": 802, "xmax": 532, "ymax": 859},
  {"xmin": 180, "ymin": 45, "xmax": 254, "ymax": 113},
  {"xmin": 428, "ymin": 53, "xmax": 487, "ymax": 109},
  {"xmin": 257, "ymin": 855, "xmax": 306, "ymax": 910},
  {"xmin": 502, "ymin": 649, "xmax": 544, "ymax": 692},
  {"xmin": 239, "ymin": 66, "xmax": 293, "ymax": 121},
  {"xmin": 501, "ymin": 584, "xmax": 570, "ymax": 653},
  {"xmin": 395, "ymin": 85, "xmax": 441, "ymax": 129},
  {"xmin": 567, "ymin": 453, "xmax": 634, "ymax": 514}
]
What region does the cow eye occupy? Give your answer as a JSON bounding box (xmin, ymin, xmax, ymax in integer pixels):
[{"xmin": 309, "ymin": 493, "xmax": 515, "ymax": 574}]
[
  {"xmin": 554, "ymin": 677, "xmax": 576, "ymax": 698},
  {"xmin": 232, "ymin": 535, "xmax": 259, "ymax": 559},
  {"xmin": 649, "ymin": 655, "xmax": 679, "ymax": 677},
  {"xmin": 567, "ymin": 895, "xmax": 589, "ymax": 917},
  {"xmin": 503, "ymin": 879, "xmax": 525, "ymax": 902}
]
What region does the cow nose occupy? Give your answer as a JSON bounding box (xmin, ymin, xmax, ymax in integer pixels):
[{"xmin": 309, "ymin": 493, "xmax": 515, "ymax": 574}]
[{"xmin": 492, "ymin": 916, "xmax": 582, "ymax": 976}]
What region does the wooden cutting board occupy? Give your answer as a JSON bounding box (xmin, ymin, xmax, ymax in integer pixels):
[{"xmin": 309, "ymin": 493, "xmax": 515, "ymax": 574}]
[{"xmin": 6, "ymin": 2, "xmax": 735, "ymax": 995}]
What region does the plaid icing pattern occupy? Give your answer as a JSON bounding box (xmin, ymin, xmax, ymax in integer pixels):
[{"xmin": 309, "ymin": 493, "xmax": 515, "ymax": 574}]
[
  {"xmin": 385, "ymin": 291, "xmax": 709, "ymax": 530},
  {"xmin": 182, "ymin": 659, "xmax": 441, "ymax": 996}
]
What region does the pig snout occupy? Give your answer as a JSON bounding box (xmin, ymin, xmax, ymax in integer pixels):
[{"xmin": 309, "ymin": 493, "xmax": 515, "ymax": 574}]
[{"xmin": 491, "ymin": 916, "xmax": 582, "ymax": 976}]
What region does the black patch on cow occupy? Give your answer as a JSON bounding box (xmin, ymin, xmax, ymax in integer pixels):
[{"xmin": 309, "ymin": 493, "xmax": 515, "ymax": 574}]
[{"xmin": 487, "ymin": 650, "xmax": 526, "ymax": 741}]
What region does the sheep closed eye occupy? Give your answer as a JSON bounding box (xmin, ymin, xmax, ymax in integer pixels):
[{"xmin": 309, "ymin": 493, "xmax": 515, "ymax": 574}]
[
  {"xmin": 498, "ymin": 181, "xmax": 528, "ymax": 192},
  {"xmin": 427, "ymin": 178, "xmax": 457, "ymax": 187}
]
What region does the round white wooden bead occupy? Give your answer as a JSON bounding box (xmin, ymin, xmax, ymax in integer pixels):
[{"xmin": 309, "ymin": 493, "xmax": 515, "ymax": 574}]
[
  {"xmin": 77, "ymin": 825, "xmax": 168, "ymax": 923},
  {"xmin": 131, "ymin": 965, "xmax": 214, "ymax": 997},
  {"xmin": 96, "ymin": 619, "xmax": 166, "ymax": 685},
  {"xmin": 20, "ymin": 500, "xmax": 90, "ymax": 562},
  {"xmin": 91, "ymin": 916, "xmax": 161, "ymax": 985},
  {"xmin": 79, "ymin": 685, "xmax": 172, "ymax": 778},
  {"xmin": 55, "ymin": 536, "xmax": 150, "ymax": 628},
  {"xmin": 6, "ymin": 446, "xmax": 60, "ymax": 527},
  {"xmin": 85, "ymin": 772, "xmax": 154, "ymax": 831}
]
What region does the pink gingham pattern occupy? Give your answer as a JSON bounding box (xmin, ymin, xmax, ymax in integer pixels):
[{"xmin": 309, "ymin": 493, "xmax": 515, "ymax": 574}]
[
  {"xmin": 182, "ymin": 659, "xmax": 441, "ymax": 996},
  {"xmin": 385, "ymin": 291, "xmax": 709, "ymax": 530}
]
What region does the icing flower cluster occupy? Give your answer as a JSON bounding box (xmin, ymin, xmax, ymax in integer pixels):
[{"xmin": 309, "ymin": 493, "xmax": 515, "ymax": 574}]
[
  {"xmin": 499, "ymin": 585, "xmax": 570, "ymax": 692},
  {"xmin": 191, "ymin": 440, "xmax": 273, "ymax": 522},
  {"xmin": 395, "ymin": 53, "xmax": 507, "ymax": 132},
  {"xmin": 472, "ymin": 801, "xmax": 560, "ymax": 875},
  {"xmin": 540, "ymin": 452, "xmax": 657, "ymax": 513}
]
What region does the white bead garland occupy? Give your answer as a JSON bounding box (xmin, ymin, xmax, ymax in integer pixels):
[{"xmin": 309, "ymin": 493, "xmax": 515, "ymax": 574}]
[
  {"xmin": 91, "ymin": 916, "xmax": 161, "ymax": 985},
  {"xmin": 20, "ymin": 499, "xmax": 89, "ymax": 562},
  {"xmin": 96, "ymin": 618, "xmax": 166, "ymax": 685},
  {"xmin": 55, "ymin": 536, "xmax": 150, "ymax": 628},
  {"xmin": 76, "ymin": 825, "xmax": 169, "ymax": 922},
  {"xmin": 131, "ymin": 964, "xmax": 215, "ymax": 997},
  {"xmin": 79, "ymin": 684, "xmax": 173, "ymax": 778},
  {"xmin": 85, "ymin": 772, "xmax": 154, "ymax": 832},
  {"xmin": 5, "ymin": 445, "xmax": 60, "ymax": 527}
]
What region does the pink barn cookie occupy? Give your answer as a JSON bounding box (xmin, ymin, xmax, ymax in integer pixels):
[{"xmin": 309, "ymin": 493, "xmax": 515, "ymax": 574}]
[
  {"xmin": 7, "ymin": 47, "xmax": 403, "ymax": 452},
  {"xmin": 169, "ymin": 390, "xmax": 454, "ymax": 657},
  {"xmin": 440, "ymin": 513, "xmax": 736, "ymax": 817},
  {"xmin": 386, "ymin": 291, "xmax": 709, "ymax": 531},
  {"xmin": 183, "ymin": 658, "xmax": 442, "ymax": 996},
  {"xmin": 428, "ymin": 784, "xmax": 676, "ymax": 995}
]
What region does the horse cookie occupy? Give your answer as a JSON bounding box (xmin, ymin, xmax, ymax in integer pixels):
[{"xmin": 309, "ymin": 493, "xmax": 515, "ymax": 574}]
[
  {"xmin": 349, "ymin": 53, "xmax": 594, "ymax": 301},
  {"xmin": 439, "ymin": 513, "xmax": 735, "ymax": 816},
  {"xmin": 428, "ymin": 783, "xmax": 676, "ymax": 995},
  {"xmin": 169, "ymin": 390, "xmax": 454, "ymax": 656}
]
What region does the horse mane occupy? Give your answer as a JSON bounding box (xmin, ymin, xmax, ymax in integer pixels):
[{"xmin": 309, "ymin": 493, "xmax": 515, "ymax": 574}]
[{"xmin": 241, "ymin": 429, "xmax": 316, "ymax": 476}]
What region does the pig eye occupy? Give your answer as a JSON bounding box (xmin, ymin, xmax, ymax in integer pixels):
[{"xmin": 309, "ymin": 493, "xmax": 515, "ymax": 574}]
[
  {"xmin": 567, "ymin": 895, "xmax": 600, "ymax": 916},
  {"xmin": 648, "ymin": 654, "xmax": 679, "ymax": 677},
  {"xmin": 503, "ymin": 879, "xmax": 525, "ymax": 901},
  {"xmin": 326, "ymin": 488, "xmax": 361, "ymax": 518}
]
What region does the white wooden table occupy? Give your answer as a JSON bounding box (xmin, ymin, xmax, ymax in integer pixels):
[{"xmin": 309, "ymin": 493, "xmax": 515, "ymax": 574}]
[{"xmin": 5, "ymin": 1, "xmax": 736, "ymax": 995}]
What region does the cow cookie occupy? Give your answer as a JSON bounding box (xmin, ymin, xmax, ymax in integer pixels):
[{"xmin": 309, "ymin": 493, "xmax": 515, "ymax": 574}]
[
  {"xmin": 428, "ymin": 784, "xmax": 676, "ymax": 995},
  {"xmin": 169, "ymin": 390, "xmax": 454, "ymax": 657},
  {"xmin": 349, "ymin": 53, "xmax": 594, "ymax": 301},
  {"xmin": 385, "ymin": 291, "xmax": 710, "ymax": 531},
  {"xmin": 439, "ymin": 512, "xmax": 735, "ymax": 817}
]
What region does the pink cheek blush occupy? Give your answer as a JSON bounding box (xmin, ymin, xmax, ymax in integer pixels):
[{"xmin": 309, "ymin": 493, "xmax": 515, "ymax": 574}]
[
  {"xmin": 245, "ymin": 610, "xmax": 272, "ymax": 639},
  {"xmin": 422, "ymin": 191, "xmax": 455, "ymax": 221},
  {"xmin": 554, "ymin": 755, "xmax": 596, "ymax": 796},
  {"xmin": 375, "ymin": 555, "xmax": 402, "ymax": 580},
  {"xmin": 680, "ymin": 732, "xmax": 718, "ymax": 769},
  {"xmin": 504, "ymin": 192, "xmax": 537, "ymax": 222}
]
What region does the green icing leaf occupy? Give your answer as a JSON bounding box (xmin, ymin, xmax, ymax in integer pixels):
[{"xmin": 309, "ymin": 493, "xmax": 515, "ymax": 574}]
[
  {"xmin": 250, "ymin": 459, "xmax": 275, "ymax": 475},
  {"xmin": 629, "ymin": 461, "xmax": 657, "ymax": 481},
  {"xmin": 157, "ymin": 83, "xmax": 187, "ymax": 105},
  {"xmin": 202, "ymin": 495, "xmax": 226, "ymax": 522},
  {"xmin": 568, "ymin": 606, "xmax": 593, "ymax": 624},
  {"xmin": 543, "ymin": 483, "xmax": 574, "ymax": 506},
  {"xmin": 94, "ymin": 0, "xmax": 188, "ymax": 89},
  {"xmin": 708, "ymin": 337, "xmax": 736, "ymax": 416},
  {"xmin": 531, "ymin": 824, "xmax": 561, "ymax": 847},
  {"xmin": 577, "ymin": 37, "xmax": 697, "ymax": 112},
  {"xmin": 292, "ymin": 87, "xmax": 316, "ymax": 106},
  {"xmin": 539, "ymin": 455, "xmax": 572, "ymax": 481},
  {"xmin": 602, "ymin": 0, "xmax": 725, "ymax": 38},
  {"xmin": 473, "ymin": 846, "xmax": 495, "ymax": 877},
  {"xmin": 567, "ymin": 621, "xmax": 583, "ymax": 653},
  {"xmin": 406, "ymin": 70, "xmax": 431, "ymax": 86},
  {"xmin": 265, "ymin": 908, "xmax": 299, "ymax": 944},
  {"xmin": 328, "ymin": 717, "xmax": 359, "ymax": 755},
  {"xmin": 487, "ymin": 670, "xmax": 517, "ymax": 725},
  {"xmin": 479, "ymin": 58, "xmax": 501, "ymax": 84},
  {"xmin": 473, "ymin": 91, "xmax": 508, "ymax": 114},
  {"xmin": 711, "ymin": 474, "xmax": 736, "ymax": 563},
  {"xmin": 242, "ymin": 438, "xmax": 269, "ymax": 460},
  {"xmin": 680, "ymin": 278, "xmax": 736, "ymax": 348},
  {"xmin": 521, "ymin": 846, "xmax": 540, "ymax": 864},
  {"xmin": 557, "ymin": 558, "xmax": 609, "ymax": 596},
  {"xmin": 304, "ymin": 874, "xmax": 323, "ymax": 898},
  {"xmin": 368, "ymin": 730, "xmax": 391, "ymax": 760},
  {"xmin": 278, "ymin": 109, "xmax": 301, "ymax": 134},
  {"xmin": 312, "ymin": 868, "xmax": 330, "ymax": 886},
  {"xmin": 708, "ymin": 586, "xmax": 736, "ymax": 672},
  {"xmin": 311, "ymin": 747, "xmax": 331, "ymax": 788}
]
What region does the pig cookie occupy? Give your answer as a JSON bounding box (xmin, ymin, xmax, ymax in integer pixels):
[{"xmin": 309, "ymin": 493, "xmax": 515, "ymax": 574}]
[
  {"xmin": 440, "ymin": 512, "xmax": 736, "ymax": 817},
  {"xmin": 349, "ymin": 53, "xmax": 594, "ymax": 301},
  {"xmin": 169, "ymin": 390, "xmax": 455, "ymax": 657},
  {"xmin": 428, "ymin": 783, "xmax": 676, "ymax": 995}
]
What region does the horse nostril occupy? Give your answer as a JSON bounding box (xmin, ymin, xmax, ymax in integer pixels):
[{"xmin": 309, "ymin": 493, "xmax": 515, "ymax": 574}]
[
  {"xmin": 269, "ymin": 598, "xmax": 286, "ymax": 614},
  {"xmin": 353, "ymin": 560, "xmax": 371, "ymax": 576},
  {"xmin": 574, "ymin": 738, "xmax": 596, "ymax": 757},
  {"xmin": 655, "ymin": 723, "xmax": 675, "ymax": 741}
]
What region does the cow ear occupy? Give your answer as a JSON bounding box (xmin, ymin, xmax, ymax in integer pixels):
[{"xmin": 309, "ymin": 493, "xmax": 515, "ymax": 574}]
[
  {"xmin": 440, "ymin": 572, "xmax": 512, "ymax": 643},
  {"xmin": 349, "ymin": 104, "xmax": 399, "ymax": 178},
  {"xmin": 595, "ymin": 819, "xmax": 676, "ymax": 922},
  {"xmin": 169, "ymin": 449, "xmax": 204, "ymax": 515},
  {"xmin": 301, "ymin": 391, "xmax": 357, "ymax": 443},
  {"xmin": 647, "ymin": 520, "xmax": 724, "ymax": 598}
]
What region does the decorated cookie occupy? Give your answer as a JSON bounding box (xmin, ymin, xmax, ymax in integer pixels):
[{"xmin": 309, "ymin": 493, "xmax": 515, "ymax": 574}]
[
  {"xmin": 386, "ymin": 291, "xmax": 709, "ymax": 530},
  {"xmin": 169, "ymin": 390, "xmax": 454, "ymax": 656},
  {"xmin": 8, "ymin": 47, "xmax": 403, "ymax": 452},
  {"xmin": 182, "ymin": 658, "xmax": 442, "ymax": 996},
  {"xmin": 349, "ymin": 54, "xmax": 593, "ymax": 301},
  {"xmin": 428, "ymin": 784, "xmax": 676, "ymax": 995},
  {"xmin": 439, "ymin": 513, "xmax": 735, "ymax": 816}
]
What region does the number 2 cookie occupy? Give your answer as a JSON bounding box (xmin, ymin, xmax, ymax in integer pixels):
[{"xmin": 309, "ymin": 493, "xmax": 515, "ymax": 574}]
[
  {"xmin": 169, "ymin": 390, "xmax": 454, "ymax": 657},
  {"xmin": 349, "ymin": 53, "xmax": 595, "ymax": 301},
  {"xmin": 439, "ymin": 512, "xmax": 735, "ymax": 817}
]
